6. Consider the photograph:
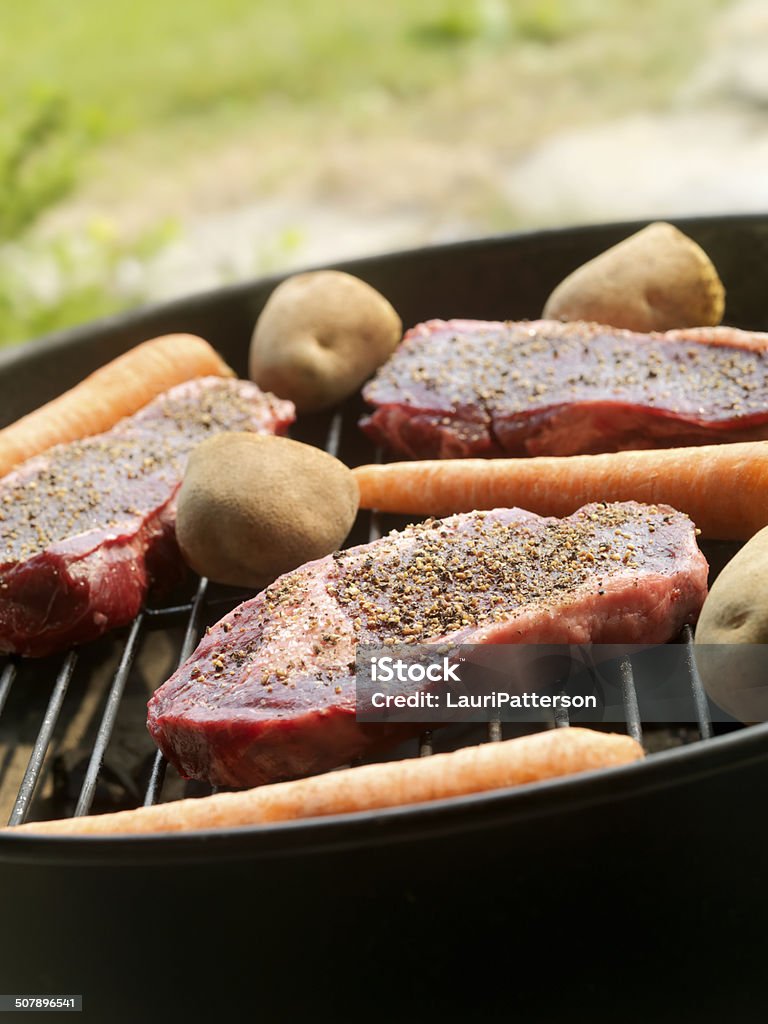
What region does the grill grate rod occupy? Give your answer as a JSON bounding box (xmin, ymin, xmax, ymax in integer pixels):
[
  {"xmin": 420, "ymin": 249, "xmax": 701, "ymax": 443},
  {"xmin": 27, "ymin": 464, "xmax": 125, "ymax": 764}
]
[
  {"xmin": 143, "ymin": 746, "xmax": 168, "ymax": 809},
  {"xmin": 0, "ymin": 662, "xmax": 17, "ymax": 721},
  {"xmin": 619, "ymin": 656, "xmax": 644, "ymax": 744},
  {"xmin": 553, "ymin": 698, "xmax": 570, "ymax": 729},
  {"xmin": 143, "ymin": 592, "xmax": 253, "ymax": 620},
  {"xmin": 325, "ymin": 411, "xmax": 343, "ymax": 459},
  {"xmin": 144, "ymin": 577, "xmax": 210, "ymax": 807},
  {"xmin": 74, "ymin": 615, "xmax": 146, "ymax": 818},
  {"xmin": 7, "ymin": 651, "xmax": 78, "ymax": 826},
  {"xmin": 144, "ymin": 603, "xmax": 198, "ymax": 619},
  {"xmin": 682, "ymin": 625, "xmax": 713, "ymax": 740}
]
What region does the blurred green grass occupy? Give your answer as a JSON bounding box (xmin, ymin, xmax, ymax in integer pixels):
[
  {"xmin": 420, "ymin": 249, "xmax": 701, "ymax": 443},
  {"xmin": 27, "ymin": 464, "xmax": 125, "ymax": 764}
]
[
  {"xmin": 4, "ymin": 0, "xmax": 725, "ymax": 140},
  {"xmin": 0, "ymin": 0, "xmax": 727, "ymax": 347}
]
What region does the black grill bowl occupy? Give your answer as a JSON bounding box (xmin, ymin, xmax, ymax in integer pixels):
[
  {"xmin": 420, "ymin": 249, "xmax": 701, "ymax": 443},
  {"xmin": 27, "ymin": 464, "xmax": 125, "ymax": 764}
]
[{"xmin": 2, "ymin": 215, "xmax": 768, "ymax": 1023}]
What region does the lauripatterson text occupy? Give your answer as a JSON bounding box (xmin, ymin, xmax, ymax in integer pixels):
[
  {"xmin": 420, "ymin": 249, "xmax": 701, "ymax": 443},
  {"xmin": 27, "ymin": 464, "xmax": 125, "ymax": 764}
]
[{"xmin": 369, "ymin": 692, "xmax": 597, "ymax": 710}]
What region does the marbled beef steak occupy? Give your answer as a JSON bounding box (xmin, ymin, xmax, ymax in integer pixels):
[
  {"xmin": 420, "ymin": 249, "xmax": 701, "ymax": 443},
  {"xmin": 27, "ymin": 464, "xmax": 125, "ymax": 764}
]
[
  {"xmin": 147, "ymin": 502, "xmax": 707, "ymax": 787},
  {"xmin": 361, "ymin": 319, "xmax": 768, "ymax": 458},
  {"xmin": 0, "ymin": 377, "xmax": 294, "ymax": 657}
]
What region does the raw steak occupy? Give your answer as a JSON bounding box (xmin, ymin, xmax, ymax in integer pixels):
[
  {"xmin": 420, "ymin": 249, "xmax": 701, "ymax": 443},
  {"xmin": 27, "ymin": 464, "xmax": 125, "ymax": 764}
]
[
  {"xmin": 360, "ymin": 319, "xmax": 768, "ymax": 458},
  {"xmin": 0, "ymin": 377, "xmax": 294, "ymax": 657},
  {"xmin": 147, "ymin": 502, "xmax": 707, "ymax": 786}
]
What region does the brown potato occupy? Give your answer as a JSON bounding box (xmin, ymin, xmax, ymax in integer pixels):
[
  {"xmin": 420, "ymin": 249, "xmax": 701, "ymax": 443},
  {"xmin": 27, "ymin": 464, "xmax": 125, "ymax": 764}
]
[
  {"xmin": 249, "ymin": 270, "xmax": 402, "ymax": 413},
  {"xmin": 176, "ymin": 433, "xmax": 359, "ymax": 588},
  {"xmin": 694, "ymin": 528, "xmax": 768, "ymax": 722},
  {"xmin": 542, "ymin": 222, "xmax": 725, "ymax": 332}
]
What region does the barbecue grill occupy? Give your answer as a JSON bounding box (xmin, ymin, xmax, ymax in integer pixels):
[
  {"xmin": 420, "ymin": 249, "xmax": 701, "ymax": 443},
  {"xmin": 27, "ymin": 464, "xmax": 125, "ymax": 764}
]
[{"xmin": 2, "ymin": 215, "xmax": 768, "ymax": 1023}]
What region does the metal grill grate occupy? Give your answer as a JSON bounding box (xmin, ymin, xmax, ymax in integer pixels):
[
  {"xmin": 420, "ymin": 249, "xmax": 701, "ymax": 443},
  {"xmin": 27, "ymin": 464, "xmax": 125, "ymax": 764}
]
[{"xmin": 0, "ymin": 406, "xmax": 721, "ymax": 829}]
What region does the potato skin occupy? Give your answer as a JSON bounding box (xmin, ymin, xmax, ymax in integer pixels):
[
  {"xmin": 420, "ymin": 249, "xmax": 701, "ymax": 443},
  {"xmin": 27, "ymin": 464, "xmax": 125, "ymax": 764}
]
[
  {"xmin": 176, "ymin": 433, "xmax": 359, "ymax": 588},
  {"xmin": 543, "ymin": 222, "xmax": 725, "ymax": 332},
  {"xmin": 249, "ymin": 270, "xmax": 402, "ymax": 413},
  {"xmin": 694, "ymin": 527, "xmax": 768, "ymax": 722}
]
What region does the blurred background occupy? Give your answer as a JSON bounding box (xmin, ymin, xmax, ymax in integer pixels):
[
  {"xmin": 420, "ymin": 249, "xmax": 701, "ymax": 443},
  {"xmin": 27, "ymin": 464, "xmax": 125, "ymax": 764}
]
[{"xmin": 2, "ymin": 0, "xmax": 767, "ymax": 348}]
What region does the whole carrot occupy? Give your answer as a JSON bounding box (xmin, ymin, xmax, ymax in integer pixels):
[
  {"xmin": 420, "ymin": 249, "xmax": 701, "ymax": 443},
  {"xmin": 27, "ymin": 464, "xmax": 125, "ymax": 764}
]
[
  {"xmin": 0, "ymin": 333, "xmax": 233, "ymax": 479},
  {"xmin": 5, "ymin": 728, "xmax": 641, "ymax": 836},
  {"xmin": 353, "ymin": 442, "xmax": 768, "ymax": 540}
]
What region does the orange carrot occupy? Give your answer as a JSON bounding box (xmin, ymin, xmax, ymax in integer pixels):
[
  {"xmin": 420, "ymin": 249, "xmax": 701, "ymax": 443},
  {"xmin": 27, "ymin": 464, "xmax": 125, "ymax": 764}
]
[
  {"xmin": 353, "ymin": 442, "xmax": 768, "ymax": 540},
  {"xmin": 0, "ymin": 334, "xmax": 233, "ymax": 479},
  {"xmin": 5, "ymin": 728, "xmax": 642, "ymax": 836}
]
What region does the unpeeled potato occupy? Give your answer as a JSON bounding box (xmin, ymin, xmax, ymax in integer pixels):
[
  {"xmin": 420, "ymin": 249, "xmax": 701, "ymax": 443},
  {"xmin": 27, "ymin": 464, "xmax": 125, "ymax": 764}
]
[
  {"xmin": 543, "ymin": 222, "xmax": 725, "ymax": 332},
  {"xmin": 694, "ymin": 527, "xmax": 768, "ymax": 722},
  {"xmin": 249, "ymin": 270, "xmax": 402, "ymax": 413},
  {"xmin": 176, "ymin": 433, "xmax": 359, "ymax": 588}
]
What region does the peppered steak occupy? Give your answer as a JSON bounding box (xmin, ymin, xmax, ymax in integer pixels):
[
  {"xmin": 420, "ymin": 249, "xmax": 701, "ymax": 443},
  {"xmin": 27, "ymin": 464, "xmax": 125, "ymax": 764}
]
[
  {"xmin": 0, "ymin": 377, "xmax": 294, "ymax": 657},
  {"xmin": 147, "ymin": 501, "xmax": 707, "ymax": 786},
  {"xmin": 361, "ymin": 319, "xmax": 768, "ymax": 458}
]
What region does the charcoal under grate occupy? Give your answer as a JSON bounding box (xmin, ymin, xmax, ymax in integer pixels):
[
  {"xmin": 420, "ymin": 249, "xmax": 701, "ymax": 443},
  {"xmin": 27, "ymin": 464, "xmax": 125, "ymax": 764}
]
[{"xmin": 0, "ymin": 404, "xmax": 730, "ymax": 829}]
